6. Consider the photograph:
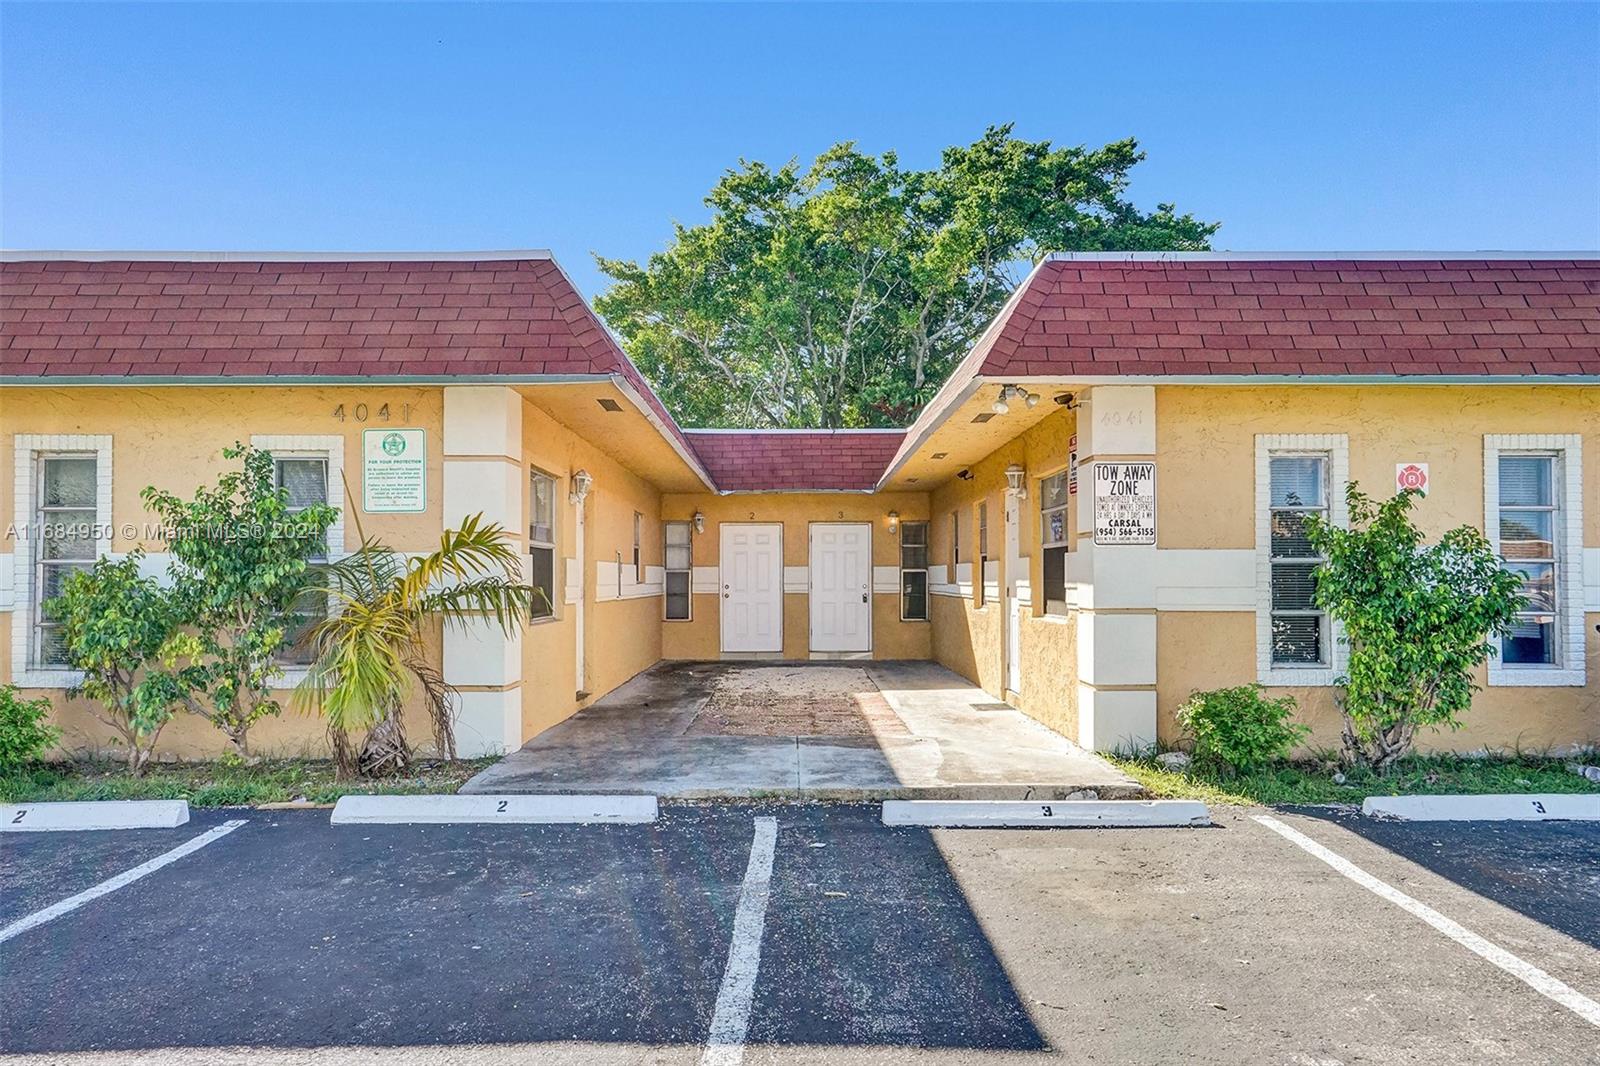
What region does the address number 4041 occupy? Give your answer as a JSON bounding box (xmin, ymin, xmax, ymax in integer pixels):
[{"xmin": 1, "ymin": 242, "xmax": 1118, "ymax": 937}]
[{"xmin": 333, "ymin": 403, "xmax": 412, "ymax": 423}]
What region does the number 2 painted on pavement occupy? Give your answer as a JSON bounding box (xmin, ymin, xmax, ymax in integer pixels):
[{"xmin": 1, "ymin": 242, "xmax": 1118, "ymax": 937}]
[
  {"xmin": 10, "ymin": 809, "xmax": 25, "ymax": 824},
  {"xmin": 496, "ymin": 800, "xmax": 508, "ymax": 813}
]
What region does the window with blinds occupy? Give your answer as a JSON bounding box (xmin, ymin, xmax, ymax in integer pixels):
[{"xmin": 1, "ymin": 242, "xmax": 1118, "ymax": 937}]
[
  {"xmin": 33, "ymin": 455, "xmax": 98, "ymax": 666},
  {"xmin": 1268, "ymin": 454, "xmax": 1329, "ymax": 667},
  {"xmin": 900, "ymin": 521, "xmax": 928, "ymax": 621},
  {"xmin": 274, "ymin": 456, "xmax": 329, "ymax": 665},
  {"xmin": 1497, "ymin": 454, "xmax": 1559, "ymax": 665},
  {"xmin": 1039, "ymin": 471, "xmax": 1069, "ymax": 616},
  {"xmin": 664, "ymin": 521, "xmax": 692, "ymax": 621},
  {"xmin": 529, "ymin": 470, "xmax": 556, "ymax": 620}
]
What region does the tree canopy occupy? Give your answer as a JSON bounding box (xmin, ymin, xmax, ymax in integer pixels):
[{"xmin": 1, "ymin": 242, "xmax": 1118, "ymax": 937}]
[{"xmin": 595, "ymin": 125, "xmax": 1217, "ymax": 428}]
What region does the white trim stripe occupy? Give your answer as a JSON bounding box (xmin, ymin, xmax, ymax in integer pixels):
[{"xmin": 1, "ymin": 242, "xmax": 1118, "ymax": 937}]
[
  {"xmin": 701, "ymin": 816, "xmax": 778, "ymax": 1066},
  {"xmin": 1253, "ymin": 815, "xmax": 1600, "ymax": 1029},
  {"xmin": 0, "ymin": 820, "xmax": 247, "ymax": 945}
]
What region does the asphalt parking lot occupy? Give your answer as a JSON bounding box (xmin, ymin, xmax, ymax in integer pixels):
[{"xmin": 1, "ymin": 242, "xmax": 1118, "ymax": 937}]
[{"xmin": 2, "ymin": 804, "xmax": 1597, "ymax": 1065}]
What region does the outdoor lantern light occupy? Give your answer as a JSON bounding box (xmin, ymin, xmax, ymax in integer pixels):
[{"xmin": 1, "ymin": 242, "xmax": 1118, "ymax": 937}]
[
  {"xmin": 992, "ymin": 391, "xmax": 1010, "ymax": 415},
  {"xmin": 692, "ymin": 511, "xmax": 706, "ymax": 534},
  {"xmin": 569, "ymin": 469, "xmax": 593, "ymax": 504},
  {"xmin": 887, "ymin": 510, "xmax": 899, "ymax": 533},
  {"xmin": 1004, "ymin": 463, "xmax": 1028, "ymax": 499}
]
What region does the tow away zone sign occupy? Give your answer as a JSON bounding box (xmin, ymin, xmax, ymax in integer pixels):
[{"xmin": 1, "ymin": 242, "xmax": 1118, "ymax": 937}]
[{"xmin": 1092, "ymin": 461, "xmax": 1156, "ymax": 545}]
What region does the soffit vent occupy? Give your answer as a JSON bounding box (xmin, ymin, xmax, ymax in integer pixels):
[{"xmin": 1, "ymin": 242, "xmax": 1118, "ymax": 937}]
[{"xmin": 597, "ymin": 398, "xmax": 623, "ymax": 412}]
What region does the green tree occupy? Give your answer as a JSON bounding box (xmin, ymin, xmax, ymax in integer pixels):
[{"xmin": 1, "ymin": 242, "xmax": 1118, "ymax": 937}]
[
  {"xmin": 1304, "ymin": 485, "xmax": 1526, "ymax": 770},
  {"xmin": 49, "ymin": 553, "xmax": 189, "ymax": 774},
  {"xmin": 296, "ymin": 514, "xmax": 540, "ymax": 778},
  {"xmin": 595, "ymin": 125, "xmax": 1216, "ymax": 428},
  {"xmin": 140, "ymin": 444, "xmax": 338, "ymax": 758}
]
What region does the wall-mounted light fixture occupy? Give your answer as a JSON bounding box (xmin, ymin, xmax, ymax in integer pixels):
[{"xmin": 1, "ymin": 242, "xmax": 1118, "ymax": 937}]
[
  {"xmin": 1004, "ymin": 463, "xmax": 1028, "ymax": 499},
  {"xmin": 887, "ymin": 510, "xmax": 899, "ymax": 534},
  {"xmin": 692, "ymin": 511, "xmax": 706, "ymax": 535},
  {"xmin": 569, "ymin": 469, "xmax": 593, "ymax": 504}
]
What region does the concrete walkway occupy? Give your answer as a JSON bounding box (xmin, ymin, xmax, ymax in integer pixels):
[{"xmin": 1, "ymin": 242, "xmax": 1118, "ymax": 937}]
[{"xmin": 463, "ymin": 661, "xmax": 1142, "ymax": 800}]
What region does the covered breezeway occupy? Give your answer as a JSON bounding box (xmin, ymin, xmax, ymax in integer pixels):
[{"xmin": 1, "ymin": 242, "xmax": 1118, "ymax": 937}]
[{"xmin": 463, "ymin": 661, "xmax": 1140, "ymax": 800}]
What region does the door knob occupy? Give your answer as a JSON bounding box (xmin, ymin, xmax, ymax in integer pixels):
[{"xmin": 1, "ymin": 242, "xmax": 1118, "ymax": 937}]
[{"xmin": 861, "ymin": 593, "xmax": 868, "ymax": 603}]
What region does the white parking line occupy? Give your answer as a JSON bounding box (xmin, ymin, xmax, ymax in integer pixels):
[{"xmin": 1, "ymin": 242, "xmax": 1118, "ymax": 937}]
[
  {"xmin": 701, "ymin": 816, "xmax": 778, "ymax": 1066},
  {"xmin": 0, "ymin": 819, "xmax": 247, "ymax": 946},
  {"xmin": 1253, "ymin": 814, "xmax": 1600, "ymax": 1029}
]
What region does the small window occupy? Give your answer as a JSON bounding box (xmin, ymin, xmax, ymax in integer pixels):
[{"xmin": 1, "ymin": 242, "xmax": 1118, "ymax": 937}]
[
  {"xmin": 975, "ymin": 501, "xmax": 989, "ymax": 607},
  {"xmin": 1039, "ymin": 471, "xmax": 1069, "ymax": 616},
  {"xmin": 1268, "ymin": 455, "xmax": 1330, "ymax": 667},
  {"xmin": 950, "ymin": 511, "xmax": 961, "ymax": 568},
  {"xmin": 529, "ymin": 470, "xmax": 557, "ymax": 620},
  {"xmin": 633, "ymin": 512, "xmax": 644, "ymax": 582},
  {"xmin": 274, "ymin": 456, "xmax": 330, "ymax": 665},
  {"xmin": 664, "ymin": 521, "xmax": 692, "ymax": 621},
  {"xmin": 900, "ymin": 521, "xmax": 929, "ymax": 621},
  {"xmin": 33, "ymin": 454, "xmax": 99, "ymax": 666},
  {"xmin": 1497, "ymin": 454, "xmax": 1559, "ymax": 665}
]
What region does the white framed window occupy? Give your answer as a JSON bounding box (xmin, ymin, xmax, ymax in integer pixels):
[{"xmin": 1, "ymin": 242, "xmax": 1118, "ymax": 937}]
[
  {"xmin": 529, "ymin": 469, "xmax": 557, "ymax": 620},
  {"xmin": 899, "ymin": 520, "xmax": 929, "ymax": 621},
  {"xmin": 1256, "ymin": 434, "xmax": 1348, "ymax": 687},
  {"xmin": 664, "ymin": 520, "xmax": 692, "ymax": 621},
  {"xmin": 1485, "ymin": 435, "xmax": 1584, "ymax": 687},
  {"xmin": 1039, "ymin": 471, "xmax": 1069, "ymax": 616},
  {"xmin": 975, "ymin": 501, "xmax": 989, "ymax": 607},
  {"xmin": 12, "ymin": 434, "xmax": 112, "ymax": 688},
  {"xmin": 273, "ymin": 454, "xmax": 331, "ymax": 665},
  {"xmin": 633, "ymin": 511, "xmax": 645, "ymax": 582}
]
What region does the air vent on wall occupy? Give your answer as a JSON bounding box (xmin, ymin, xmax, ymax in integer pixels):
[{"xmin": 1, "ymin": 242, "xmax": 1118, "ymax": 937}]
[
  {"xmin": 597, "ymin": 398, "xmax": 623, "ymax": 412},
  {"xmin": 971, "ymin": 413, "xmax": 995, "ymax": 423},
  {"xmin": 931, "ymin": 452, "xmax": 948, "ymax": 460}
]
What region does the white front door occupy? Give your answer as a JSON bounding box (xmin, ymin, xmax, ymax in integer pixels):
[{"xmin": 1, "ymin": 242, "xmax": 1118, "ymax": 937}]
[
  {"xmin": 810, "ymin": 523, "xmax": 872, "ymax": 653},
  {"xmin": 721, "ymin": 523, "xmax": 783, "ymax": 653}
]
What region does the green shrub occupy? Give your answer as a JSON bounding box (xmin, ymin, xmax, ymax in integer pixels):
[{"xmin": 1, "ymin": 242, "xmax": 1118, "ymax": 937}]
[
  {"xmin": 0, "ymin": 684, "xmax": 59, "ymax": 771},
  {"xmin": 1175, "ymin": 684, "xmax": 1309, "ymax": 774}
]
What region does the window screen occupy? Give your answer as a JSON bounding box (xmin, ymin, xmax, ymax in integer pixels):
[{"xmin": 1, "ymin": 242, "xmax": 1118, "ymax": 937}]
[
  {"xmin": 1498, "ymin": 454, "xmax": 1558, "ymax": 665},
  {"xmin": 529, "ymin": 470, "xmax": 557, "ymax": 620},
  {"xmin": 900, "ymin": 521, "xmax": 928, "ymax": 621},
  {"xmin": 273, "ymin": 456, "xmax": 330, "ymax": 664},
  {"xmin": 34, "ymin": 455, "xmax": 98, "ymax": 666},
  {"xmin": 1268, "ymin": 455, "xmax": 1329, "ymax": 666},
  {"xmin": 1039, "ymin": 471, "xmax": 1069, "ymax": 616},
  {"xmin": 664, "ymin": 520, "xmax": 692, "ymax": 621}
]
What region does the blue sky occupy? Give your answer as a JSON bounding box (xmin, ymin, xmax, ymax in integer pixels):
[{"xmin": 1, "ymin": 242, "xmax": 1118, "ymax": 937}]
[{"xmin": 2, "ymin": 2, "xmax": 1596, "ymax": 298}]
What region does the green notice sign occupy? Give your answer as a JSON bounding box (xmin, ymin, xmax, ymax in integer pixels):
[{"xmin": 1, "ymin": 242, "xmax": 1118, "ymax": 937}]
[{"xmin": 362, "ymin": 429, "xmax": 427, "ymax": 513}]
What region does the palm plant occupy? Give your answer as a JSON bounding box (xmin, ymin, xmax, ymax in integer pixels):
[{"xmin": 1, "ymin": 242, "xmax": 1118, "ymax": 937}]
[{"xmin": 295, "ymin": 513, "xmax": 540, "ymax": 778}]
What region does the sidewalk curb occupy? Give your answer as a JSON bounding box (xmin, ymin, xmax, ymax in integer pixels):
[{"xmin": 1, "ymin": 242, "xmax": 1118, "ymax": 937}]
[
  {"xmin": 1362, "ymin": 793, "xmax": 1600, "ymax": 822},
  {"xmin": 330, "ymin": 793, "xmax": 659, "ymax": 824},
  {"xmin": 0, "ymin": 800, "xmax": 191, "ymax": 832},
  {"xmin": 881, "ymin": 799, "xmax": 1210, "ymax": 828}
]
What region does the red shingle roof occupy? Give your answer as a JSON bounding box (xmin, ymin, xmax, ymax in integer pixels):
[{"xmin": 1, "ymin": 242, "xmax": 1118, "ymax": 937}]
[
  {"xmin": 0, "ymin": 253, "xmax": 706, "ymax": 483},
  {"xmin": 983, "ymin": 256, "xmax": 1600, "ymax": 378},
  {"xmin": 0, "ymin": 255, "xmax": 623, "ymax": 378},
  {"xmin": 685, "ymin": 430, "xmax": 905, "ymax": 491}
]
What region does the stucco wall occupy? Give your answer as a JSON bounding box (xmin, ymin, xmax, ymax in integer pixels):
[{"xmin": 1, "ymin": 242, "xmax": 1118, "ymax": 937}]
[
  {"xmin": 1154, "ymin": 384, "xmax": 1600, "ymax": 753},
  {"xmin": 658, "ymin": 492, "xmax": 932, "ymax": 661},
  {"xmin": 1, "ymin": 386, "xmax": 448, "ymax": 758},
  {"xmin": 0, "ymin": 386, "xmax": 667, "ymax": 756},
  {"xmin": 929, "ymin": 407, "xmax": 1081, "ymax": 736},
  {"xmin": 518, "ymin": 398, "xmax": 663, "ymax": 739}
]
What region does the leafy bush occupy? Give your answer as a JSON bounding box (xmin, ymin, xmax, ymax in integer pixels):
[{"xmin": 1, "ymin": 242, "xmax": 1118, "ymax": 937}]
[
  {"xmin": 1175, "ymin": 684, "xmax": 1308, "ymax": 774},
  {"xmin": 0, "ymin": 685, "xmax": 59, "ymax": 770},
  {"xmin": 141, "ymin": 443, "xmax": 339, "ymax": 757},
  {"xmin": 49, "ymin": 551, "xmax": 189, "ymax": 774},
  {"xmin": 1305, "ymin": 485, "xmax": 1525, "ymax": 770}
]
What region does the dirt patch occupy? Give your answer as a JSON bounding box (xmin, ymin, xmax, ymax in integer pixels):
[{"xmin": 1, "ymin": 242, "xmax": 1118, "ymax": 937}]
[{"xmin": 685, "ymin": 666, "xmax": 911, "ymax": 737}]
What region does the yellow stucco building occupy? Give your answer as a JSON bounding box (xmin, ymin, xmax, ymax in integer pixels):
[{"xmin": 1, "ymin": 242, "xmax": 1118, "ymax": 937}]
[{"xmin": 3, "ymin": 251, "xmax": 1596, "ymax": 759}]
